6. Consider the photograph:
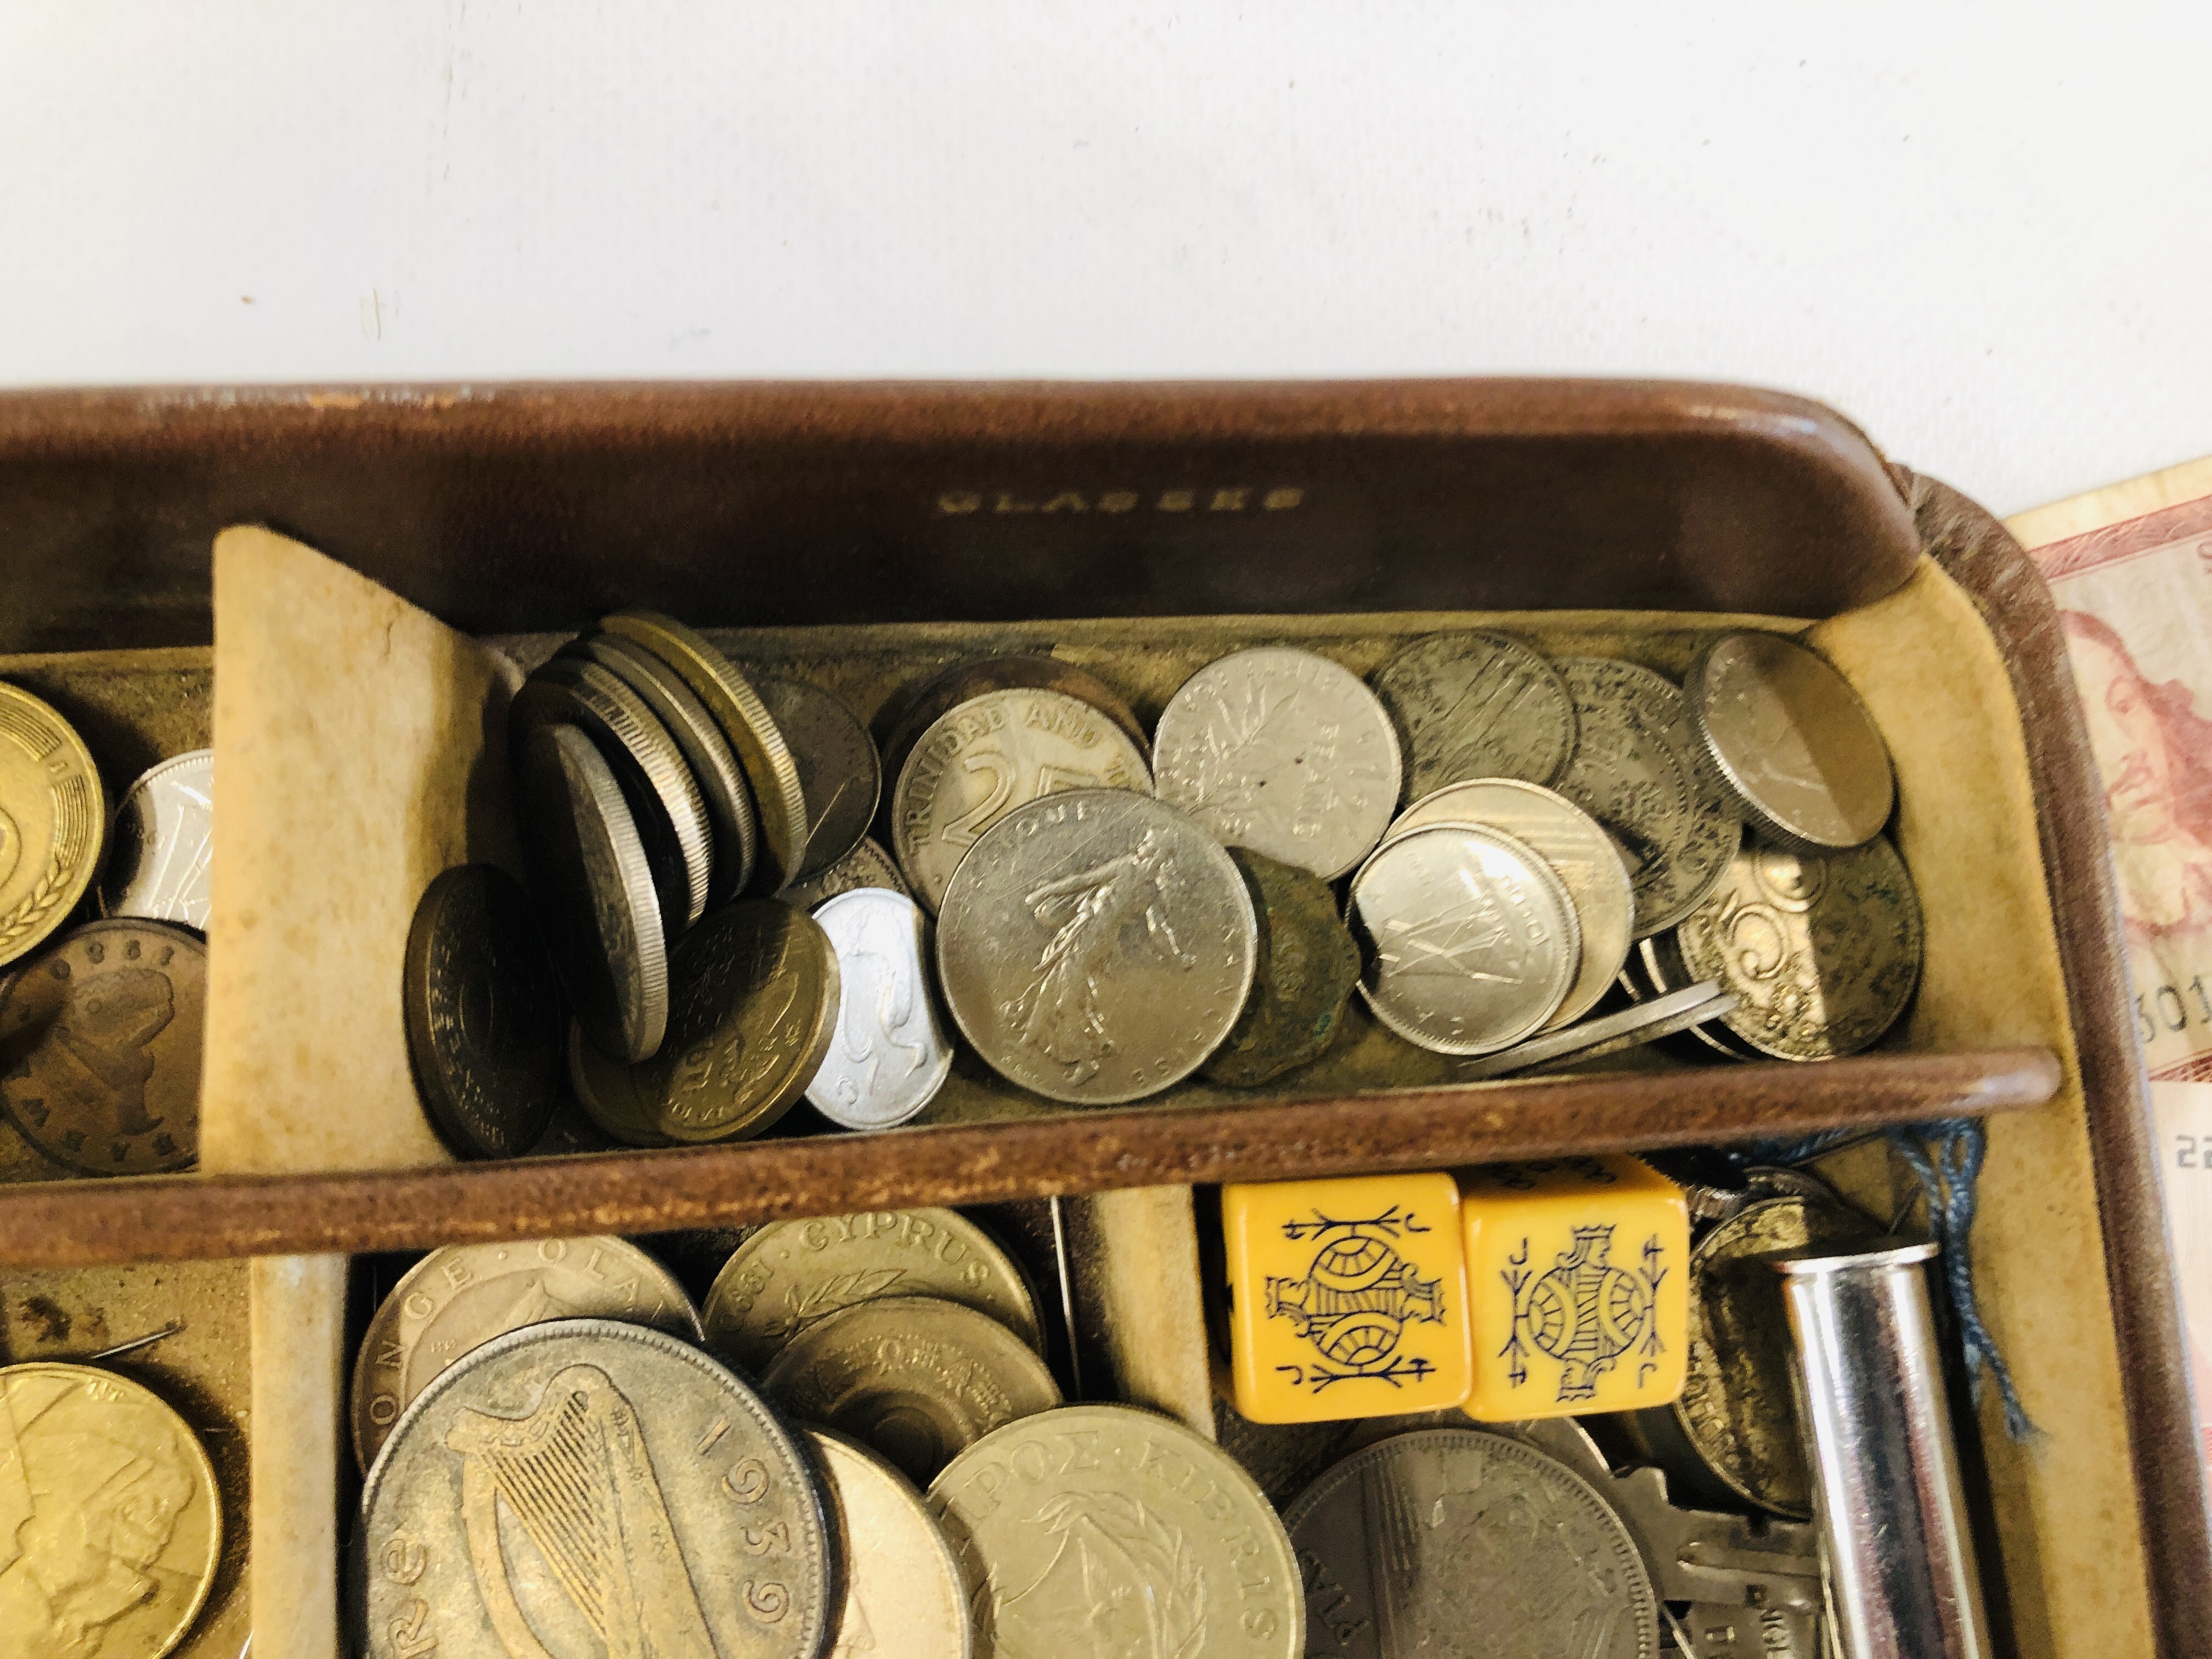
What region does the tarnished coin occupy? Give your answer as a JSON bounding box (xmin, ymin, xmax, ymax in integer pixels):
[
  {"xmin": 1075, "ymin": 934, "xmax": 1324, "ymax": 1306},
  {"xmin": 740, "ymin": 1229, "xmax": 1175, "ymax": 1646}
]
[
  {"xmin": 1388, "ymin": 778, "xmax": 1634, "ymax": 1030},
  {"xmin": 0, "ymin": 682, "xmax": 105, "ymax": 970},
  {"xmin": 786, "ymin": 836, "xmax": 911, "ymax": 911},
  {"xmin": 936, "ymin": 789, "xmax": 1257, "ymax": 1104},
  {"xmin": 1637, "ymin": 933, "xmax": 1762, "ymax": 1059},
  {"xmin": 562, "ymin": 630, "xmax": 759, "ymax": 901},
  {"xmin": 1372, "ymin": 631, "xmax": 1578, "ymax": 798},
  {"xmin": 601, "ymin": 610, "xmax": 813, "ymax": 891},
  {"xmin": 642, "ymin": 900, "xmax": 840, "ymax": 1143},
  {"xmin": 703, "ymin": 1208, "xmax": 1043, "ymax": 1377},
  {"xmin": 565, "ymin": 1020, "xmax": 676, "ymax": 1146},
  {"xmin": 1203, "ymin": 847, "xmax": 1362, "ymax": 1087},
  {"xmin": 0, "ymin": 1362, "xmax": 221, "ymax": 1659},
  {"xmin": 757, "ymin": 676, "xmax": 882, "ymax": 883},
  {"xmin": 762, "ymin": 1296, "xmax": 1062, "ymax": 1486},
  {"xmin": 1554, "ymin": 657, "xmax": 1742, "ymax": 938},
  {"xmin": 515, "ymin": 723, "xmax": 668, "ymax": 1063},
  {"xmin": 807, "ymin": 1427, "xmax": 972, "ymax": 1659},
  {"xmin": 1154, "ymin": 646, "xmax": 1401, "ymax": 880},
  {"xmin": 359, "ymin": 1318, "xmax": 832, "ymax": 1659},
  {"xmin": 1347, "ymin": 824, "xmax": 1578, "ymax": 1056},
  {"xmin": 807, "ymin": 889, "xmax": 954, "ymax": 1129},
  {"xmin": 893, "ymin": 688, "xmax": 1152, "ymax": 914},
  {"xmin": 1284, "ymin": 1428, "xmax": 1656, "ymax": 1659},
  {"xmin": 1687, "ymin": 632, "xmax": 1894, "ymax": 851},
  {"xmin": 98, "ymin": 749, "xmax": 213, "ymax": 930},
  {"xmin": 0, "ymin": 919, "xmax": 202, "ymax": 1175},
  {"xmin": 350, "ymin": 1235, "xmax": 702, "ymax": 1472},
  {"xmin": 1675, "ymin": 837, "xmax": 1923, "ymax": 1060},
  {"xmin": 1455, "ymin": 980, "xmax": 1736, "ymax": 1079},
  {"xmin": 929, "ymin": 1402, "xmax": 1301, "ymax": 1659},
  {"xmin": 881, "ymin": 653, "xmax": 1151, "ymax": 786}
]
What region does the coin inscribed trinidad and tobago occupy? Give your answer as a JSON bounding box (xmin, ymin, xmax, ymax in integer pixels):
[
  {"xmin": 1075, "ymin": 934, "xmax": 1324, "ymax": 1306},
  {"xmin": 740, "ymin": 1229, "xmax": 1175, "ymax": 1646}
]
[
  {"xmin": 754, "ymin": 675, "xmax": 883, "ymax": 883},
  {"xmin": 98, "ymin": 749, "xmax": 215, "ymax": 930},
  {"xmin": 1370, "ymin": 631, "xmax": 1578, "ymax": 799},
  {"xmin": 0, "ymin": 681, "xmax": 105, "ymax": 970},
  {"xmin": 805, "ymin": 887, "xmax": 955, "ymax": 1130},
  {"xmin": 805, "ymin": 1427, "xmax": 972, "ymax": 1659},
  {"xmin": 880, "ymin": 653, "xmax": 1152, "ymax": 785}
]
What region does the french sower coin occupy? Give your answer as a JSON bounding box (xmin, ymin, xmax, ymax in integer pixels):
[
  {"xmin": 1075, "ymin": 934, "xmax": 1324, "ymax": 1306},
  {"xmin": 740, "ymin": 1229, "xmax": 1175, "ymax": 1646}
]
[
  {"xmin": 1283, "ymin": 1428, "xmax": 1657, "ymax": 1659},
  {"xmin": 0, "ymin": 681, "xmax": 105, "ymax": 970},
  {"xmin": 359, "ymin": 1318, "xmax": 832, "ymax": 1659},
  {"xmin": 936, "ymin": 789, "xmax": 1258, "ymax": 1105},
  {"xmin": 0, "ymin": 1362, "xmax": 221, "ymax": 1659},
  {"xmin": 98, "ymin": 749, "xmax": 214, "ymax": 930},
  {"xmin": 929, "ymin": 1402, "xmax": 1302, "ymax": 1659},
  {"xmin": 881, "ymin": 653, "xmax": 1151, "ymax": 786},
  {"xmin": 403, "ymin": 865, "xmax": 565, "ymax": 1161},
  {"xmin": 1203, "ymin": 847, "xmax": 1362, "ymax": 1087},
  {"xmin": 1370, "ymin": 631, "xmax": 1578, "ymax": 798},
  {"xmin": 806, "ymin": 1427, "xmax": 972, "ymax": 1659},
  {"xmin": 705, "ymin": 1207, "xmax": 1044, "ymax": 1377},
  {"xmin": 1347, "ymin": 823, "xmax": 1579, "ymax": 1056},
  {"xmin": 756, "ymin": 676, "xmax": 882, "ymax": 883},
  {"xmin": 806, "ymin": 888, "xmax": 955, "ymax": 1129},
  {"xmin": 350, "ymin": 1235, "xmax": 702, "ymax": 1472},
  {"xmin": 1686, "ymin": 631, "xmax": 1894, "ymax": 851},
  {"xmin": 784, "ymin": 836, "xmax": 911, "ymax": 912},
  {"xmin": 0, "ymin": 919, "xmax": 204, "ymax": 1174},
  {"xmin": 1153, "ymin": 646, "xmax": 1401, "ymax": 880},
  {"xmin": 761, "ymin": 1296, "xmax": 1062, "ymax": 1487},
  {"xmin": 893, "ymin": 687, "xmax": 1152, "ymax": 914}
]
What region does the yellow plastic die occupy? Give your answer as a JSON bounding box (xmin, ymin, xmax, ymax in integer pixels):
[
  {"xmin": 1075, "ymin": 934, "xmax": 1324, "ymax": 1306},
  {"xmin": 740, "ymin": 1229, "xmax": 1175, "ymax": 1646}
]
[
  {"xmin": 1222, "ymin": 1172, "xmax": 1472, "ymax": 1423},
  {"xmin": 1459, "ymin": 1153, "xmax": 1689, "ymax": 1421}
]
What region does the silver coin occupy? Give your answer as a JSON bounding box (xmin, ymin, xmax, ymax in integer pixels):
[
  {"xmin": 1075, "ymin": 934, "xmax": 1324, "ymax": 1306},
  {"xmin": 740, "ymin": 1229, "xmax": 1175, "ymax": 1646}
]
[
  {"xmin": 805, "ymin": 1428, "xmax": 972, "ymax": 1659},
  {"xmin": 358, "ymin": 1317, "xmax": 832, "ymax": 1659},
  {"xmin": 1371, "ymin": 631, "xmax": 1577, "ymax": 798},
  {"xmin": 98, "ymin": 749, "xmax": 213, "ymax": 929},
  {"xmin": 1347, "ymin": 823, "xmax": 1579, "ymax": 1055},
  {"xmin": 1153, "ymin": 646, "xmax": 1401, "ymax": 880},
  {"xmin": 1283, "ymin": 1428, "xmax": 1657, "ymax": 1659},
  {"xmin": 757, "ymin": 676, "xmax": 883, "ymax": 884},
  {"xmin": 1553, "ymin": 657, "xmax": 1741, "ymax": 938},
  {"xmin": 1454, "ymin": 979, "xmax": 1737, "ymax": 1079},
  {"xmin": 936, "ymin": 789, "xmax": 1257, "ymax": 1105},
  {"xmin": 893, "ymin": 688, "xmax": 1152, "ymax": 913},
  {"xmin": 1686, "ymin": 631, "xmax": 1894, "ymax": 851},
  {"xmin": 515, "ymin": 723, "xmax": 669, "ymax": 1063},
  {"xmin": 786, "ymin": 836, "xmax": 911, "ymax": 911},
  {"xmin": 1386, "ymin": 778, "xmax": 1633, "ymax": 1029},
  {"xmin": 1639, "ymin": 933, "xmax": 1763, "ymax": 1059},
  {"xmin": 806, "ymin": 888, "xmax": 955, "ymax": 1130}
]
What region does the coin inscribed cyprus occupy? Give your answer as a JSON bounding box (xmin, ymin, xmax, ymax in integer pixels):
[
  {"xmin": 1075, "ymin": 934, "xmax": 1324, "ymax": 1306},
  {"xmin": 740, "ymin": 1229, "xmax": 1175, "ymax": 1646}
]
[
  {"xmin": 0, "ymin": 682, "xmax": 105, "ymax": 969},
  {"xmin": 806, "ymin": 888, "xmax": 955, "ymax": 1129},
  {"xmin": 1370, "ymin": 631, "xmax": 1578, "ymax": 799},
  {"xmin": 806, "ymin": 1429, "xmax": 972, "ymax": 1659},
  {"xmin": 98, "ymin": 749, "xmax": 214, "ymax": 930}
]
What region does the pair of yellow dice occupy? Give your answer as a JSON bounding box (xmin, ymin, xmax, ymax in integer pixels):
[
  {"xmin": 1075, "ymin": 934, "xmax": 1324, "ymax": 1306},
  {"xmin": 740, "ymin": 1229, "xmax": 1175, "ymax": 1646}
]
[{"xmin": 1223, "ymin": 1155, "xmax": 1689, "ymax": 1424}]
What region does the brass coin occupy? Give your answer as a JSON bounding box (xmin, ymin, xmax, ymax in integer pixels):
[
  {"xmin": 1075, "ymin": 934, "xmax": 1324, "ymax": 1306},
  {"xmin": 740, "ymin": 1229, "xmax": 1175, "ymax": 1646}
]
[
  {"xmin": 1203, "ymin": 847, "xmax": 1361, "ymax": 1087},
  {"xmin": 784, "ymin": 836, "xmax": 911, "ymax": 911},
  {"xmin": 1371, "ymin": 630, "xmax": 1578, "ymax": 798},
  {"xmin": 600, "ymin": 611, "xmax": 812, "ymax": 891},
  {"xmin": 403, "ymin": 865, "xmax": 564, "ymax": 1160},
  {"xmin": 805, "ymin": 1427, "xmax": 972, "ymax": 1659},
  {"xmin": 97, "ymin": 749, "xmax": 214, "ymax": 931},
  {"xmin": 642, "ymin": 900, "xmax": 840, "ymax": 1143},
  {"xmin": 359, "ymin": 1318, "xmax": 832, "ymax": 1659},
  {"xmin": 564, "ymin": 1019, "xmax": 675, "ymax": 1147},
  {"xmin": 0, "ymin": 681, "xmax": 105, "ymax": 969},
  {"xmin": 0, "ymin": 919, "xmax": 202, "ymax": 1175},
  {"xmin": 762, "ymin": 1295, "xmax": 1062, "ymax": 1486},
  {"xmin": 929, "ymin": 1402, "xmax": 1302, "ymax": 1659},
  {"xmin": 881, "ymin": 653, "xmax": 1150, "ymax": 785},
  {"xmin": 756, "ymin": 676, "xmax": 882, "ymax": 883},
  {"xmin": 0, "ymin": 1362, "xmax": 221, "ymax": 1659},
  {"xmin": 703, "ymin": 1207, "xmax": 1045, "ymax": 1376},
  {"xmin": 350, "ymin": 1235, "xmax": 702, "ymax": 1472}
]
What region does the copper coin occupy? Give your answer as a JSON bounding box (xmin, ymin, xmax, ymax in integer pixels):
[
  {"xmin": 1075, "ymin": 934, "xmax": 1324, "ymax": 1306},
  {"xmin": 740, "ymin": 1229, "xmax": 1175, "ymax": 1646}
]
[
  {"xmin": 755, "ymin": 676, "xmax": 882, "ymax": 883},
  {"xmin": 1203, "ymin": 847, "xmax": 1362, "ymax": 1087}
]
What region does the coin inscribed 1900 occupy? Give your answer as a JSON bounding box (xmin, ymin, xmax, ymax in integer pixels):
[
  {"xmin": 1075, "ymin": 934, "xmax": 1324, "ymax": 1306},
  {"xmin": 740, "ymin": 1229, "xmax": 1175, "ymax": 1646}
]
[
  {"xmin": 806, "ymin": 1428, "xmax": 972, "ymax": 1659},
  {"xmin": 806, "ymin": 888, "xmax": 955, "ymax": 1130},
  {"xmin": 98, "ymin": 749, "xmax": 215, "ymax": 930},
  {"xmin": 0, "ymin": 682, "xmax": 105, "ymax": 970},
  {"xmin": 1370, "ymin": 631, "xmax": 1578, "ymax": 799}
]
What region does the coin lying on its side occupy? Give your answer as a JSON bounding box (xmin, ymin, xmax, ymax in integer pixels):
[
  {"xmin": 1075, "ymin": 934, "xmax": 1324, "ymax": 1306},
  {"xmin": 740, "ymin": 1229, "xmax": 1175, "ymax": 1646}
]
[
  {"xmin": 99, "ymin": 748, "xmax": 215, "ymax": 930},
  {"xmin": 1454, "ymin": 980, "xmax": 1736, "ymax": 1080},
  {"xmin": 1203, "ymin": 847, "xmax": 1362, "ymax": 1087},
  {"xmin": 806, "ymin": 1427, "xmax": 972, "ymax": 1659},
  {"xmin": 1371, "ymin": 630, "xmax": 1578, "ymax": 798}
]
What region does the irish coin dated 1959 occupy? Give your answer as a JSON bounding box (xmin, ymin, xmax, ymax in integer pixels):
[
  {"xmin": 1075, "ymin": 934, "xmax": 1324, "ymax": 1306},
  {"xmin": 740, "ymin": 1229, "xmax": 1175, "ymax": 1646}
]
[
  {"xmin": 1370, "ymin": 631, "xmax": 1579, "ymax": 799},
  {"xmin": 893, "ymin": 687, "xmax": 1152, "ymax": 914},
  {"xmin": 350, "ymin": 1235, "xmax": 702, "ymax": 1472},
  {"xmin": 806, "ymin": 1427, "xmax": 972, "ymax": 1659},
  {"xmin": 99, "ymin": 748, "xmax": 215, "ymax": 930},
  {"xmin": 928, "ymin": 1402, "xmax": 1302, "ymax": 1659},
  {"xmin": 805, "ymin": 888, "xmax": 955, "ymax": 1130},
  {"xmin": 784, "ymin": 835, "xmax": 911, "ymax": 912},
  {"xmin": 1283, "ymin": 1429, "xmax": 1657, "ymax": 1659},
  {"xmin": 1203, "ymin": 847, "xmax": 1363, "ymax": 1088},
  {"xmin": 754, "ymin": 675, "xmax": 882, "ymax": 883},
  {"xmin": 1347, "ymin": 823, "xmax": 1579, "ymax": 1057},
  {"xmin": 1153, "ymin": 646, "xmax": 1402, "ymax": 881},
  {"xmin": 935, "ymin": 788, "xmax": 1257, "ymax": 1105},
  {"xmin": 0, "ymin": 681, "xmax": 105, "ymax": 970},
  {"xmin": 358, "ymin": 1319, "xmax": 833, "ymax": 1659},
  {"xmin": 0, "ymin": 918, "xmax": 204, "ymax": 1175}
]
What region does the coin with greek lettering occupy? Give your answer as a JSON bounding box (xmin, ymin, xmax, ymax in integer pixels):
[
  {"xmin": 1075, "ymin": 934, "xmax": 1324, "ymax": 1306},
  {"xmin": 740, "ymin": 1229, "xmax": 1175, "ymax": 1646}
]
[
  {"xmin": 936, "ymin": 789, "xmax": 1257, "ymax": 1105},
  {"xmin": 0, "ymin": 1362, "xmax": 221, "ymax": 1659},
  {"xmin": 806, "ymin": 889, "xmax": 955, "ymax": 1130},
  {"xmin": 1372, "ymin": 632, "xmax": 1577, "ymax": 799},
  {"xmin": 893, "ymin": 689, "xmax": 1152, "ymax": 914},
  {"xmin": 1284, "ymin": 1429, "xmax": 1656, "ymax": 1659},
  {"xmin": 358, "ymin": 1318, "xmax": 831, "ymax": 1659},
  {"xmin": 1203, "ymin": 848, "xmax": 1362, "ymax": 1087},
  {"xmin": 763, "ymin": 1296, "xmax": 1062, "ymax": 1487},
  {"xmin": 929, "ymin": 1402, "xmax": 1301, "ymax": 1659},
  {"xmin": 350, "ymin": 1236, "xmax": 702, "ymax": 1472},
  {"xmin": 1154, "ymin": 647, "xmax": 1401, "ymax": 881},
  {"xmin": 785, "ymin": 836, "xmax": 911, "ymax": 912},
  {"xmin": 881, "ymin": 654, "xmax": 1151, "ymax": 788},
  {"xmin": 0, "ymin": 682, "xmax": 105, "ymax": 970},
  {"xmin": 756, "ymin": 676, "xmax": 882, "ymax": 884},
  {"xmin": 98, "ymin": 749, "xmax": 213, "ymax": 931},
  {"xmin": 807, "ymin": 1427, "xmax": 972, "ymax": 1659},
  {"xmin": 703, "ymin": 1209, "xmax": 1043, "ymax": 1376}
]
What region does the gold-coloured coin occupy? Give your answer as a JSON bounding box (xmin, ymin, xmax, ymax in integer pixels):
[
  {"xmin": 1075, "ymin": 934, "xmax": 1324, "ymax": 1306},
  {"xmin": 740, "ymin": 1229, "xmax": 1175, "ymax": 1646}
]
[
  {"xmin": 0, "ymin": 1362, "xmax": 221, "ymax": 1659},
  {"xmin": 703, "ymin": 1209, "xmax": 1045, "ymax": 1375},
  {"xmin": 0, "ymin": 682, "xmax": 105, "ymax": 969},
  {"xmin": 806, "ymin": 1427, "xmax": 972, "ymax": 1659},
  {"xmin": 565, "ymin": 1019, "xmax": 675, "ymax": 1147}
]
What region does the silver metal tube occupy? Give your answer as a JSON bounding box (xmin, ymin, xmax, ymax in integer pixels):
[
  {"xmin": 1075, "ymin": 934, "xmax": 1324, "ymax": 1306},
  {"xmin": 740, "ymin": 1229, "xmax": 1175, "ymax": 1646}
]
[{"xmin": 1776, "ymin": 1239, "xmax": 1992, "ymax": 1659}]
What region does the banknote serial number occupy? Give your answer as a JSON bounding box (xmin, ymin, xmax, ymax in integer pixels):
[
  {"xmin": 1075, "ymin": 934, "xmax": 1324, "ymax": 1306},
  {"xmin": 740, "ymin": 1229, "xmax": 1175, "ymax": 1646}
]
[{"xmin": 2135, "ymin": 976, "xmax": 2212, "ymax": 1046}]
